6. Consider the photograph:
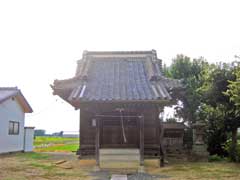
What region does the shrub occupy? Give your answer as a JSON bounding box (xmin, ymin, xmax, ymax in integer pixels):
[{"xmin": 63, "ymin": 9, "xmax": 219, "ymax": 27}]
[
  {"xmin": 224, "ymin": 139, "xmax": 240, "ymax": 162},
  {"xmin": 208, "ymin": 154, "xmax": 225, "ymax": 162}
]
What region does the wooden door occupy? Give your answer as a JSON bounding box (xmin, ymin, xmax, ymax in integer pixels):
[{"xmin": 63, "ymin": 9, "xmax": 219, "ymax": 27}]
[{"xmin": 100, "ymin": 116, "xmax": 139, "ymax": 148}]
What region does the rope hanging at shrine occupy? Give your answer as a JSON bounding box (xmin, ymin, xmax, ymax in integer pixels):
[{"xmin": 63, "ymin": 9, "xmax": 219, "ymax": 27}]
[{"xmin": 119, "ymin": 108, "xmax": 127, "ymax": 143}]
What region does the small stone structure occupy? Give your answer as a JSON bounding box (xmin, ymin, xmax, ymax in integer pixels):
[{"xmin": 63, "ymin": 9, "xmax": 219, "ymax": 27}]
[
  {"xmin": 192, "ymin": 122, "xmax": 209, "ymax": 160},
  {"xmin": 162, "ymin": 122, "xmax": 185, "ymax": 153}
]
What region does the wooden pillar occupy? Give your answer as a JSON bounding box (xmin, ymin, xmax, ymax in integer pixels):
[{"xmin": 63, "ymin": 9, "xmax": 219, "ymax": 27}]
[
  {"xmin": 159, "ymin": 120, "xmax": 165, "ymax": 167},
  {"xmin": 95, "ymin": 118, "xmax": 100, "ymax": 166},
  {"xmin": 157, "ymin": 107, "xmax": 165, "ymax": 167},
  {"xmin": 77, "ymin": 109, "xmax": 82, "ymax": 157},
  {"xmin": 139, "ymin": 115, "xmax": 144, "ymax": 166}
]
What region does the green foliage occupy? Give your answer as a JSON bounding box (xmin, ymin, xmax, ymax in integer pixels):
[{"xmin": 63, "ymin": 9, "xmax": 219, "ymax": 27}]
[
  {"xmin": 225, "ymin": 65, "xmax": 240, "ymax": 115},
  {"xmin": 167, "ymin": 55, "xmax": 240, "ymax": 160},
  {"xmin": 224, "ymin": 139, "xmax": 240, "ymax": 162},
  {"xmin": 199, "ymin": 104, "xmax": 228, "ymax": 155},
  {"xmin": 198, "ymin": 63, "xmax": 240, "ymax": 159},
  {"xmin": 208, "ymin": 154, "xmax": 225, "ymax": 162},
  {"xmin": 166, "ymin": 55, "xmax": 208, "ymax": 124}
]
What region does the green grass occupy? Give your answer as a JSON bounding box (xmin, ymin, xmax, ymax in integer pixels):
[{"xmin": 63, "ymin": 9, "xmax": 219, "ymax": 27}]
[
  {"xmin": 35, "ymin": 144, "xmax": 79, "ymax": 152},
  {"xmin": 34, "ymin": 136, "xmax": 79, "ymax": 152},
  {"xmin": 16, "ymin": 152, "xmax": 49, "ymax": 160},
  {"xmin": 3, "ymin": 153, "xmax": 240, "ymax": 180},
  {"xmin": 29, "ymin": 162, "xmax": 54, "ymax": 170},
  {"xmin": 146, "ymin": 160, "xmax": 240, "ymax": 180},
  {"xmin": 34, "ymin": 136, "xmax": 79, "ymax": 146}
]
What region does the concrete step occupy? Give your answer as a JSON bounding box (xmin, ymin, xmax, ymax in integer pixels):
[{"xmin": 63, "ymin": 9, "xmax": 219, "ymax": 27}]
[
  {"xmin": 100, "ymin": 148, "xmax": 139, "ymax": 155},
  {"xmin": 99, "ymin": 148, "xmax": 140, "ymax": 169},
  {"xmin": 100, "ymin": 154, "xmax": 140, "ymax": 161},
  {"xmin": 111, "ymin": 174, "xmax": 127, "ymax": 180}
]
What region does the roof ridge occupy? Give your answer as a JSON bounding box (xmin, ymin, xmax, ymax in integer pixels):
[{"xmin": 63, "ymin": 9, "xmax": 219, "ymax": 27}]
[
  {"xmin": 0, "ymin": 87, "xmax": 18, "ymax": 90},
  {"xmin": 84, "ymin": 50, "xmax": 156, "ymax": 55}
]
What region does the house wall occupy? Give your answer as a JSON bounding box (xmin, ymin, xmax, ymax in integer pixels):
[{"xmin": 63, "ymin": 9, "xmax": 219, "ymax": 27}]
[{"xmin": 0, "ymin": 98, "xmax": 25, "ymax": 153}]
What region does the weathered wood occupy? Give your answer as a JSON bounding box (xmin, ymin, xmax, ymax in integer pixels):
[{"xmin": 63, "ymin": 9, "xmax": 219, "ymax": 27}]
[
  {"xmin": 77, "ymin": 110, "xmax": 81, "ymax": 156},
  {"xmin": 95, "ymin": 118, "xmax": 100, "ymax": 166},
  {"xmin": 140, "ymin": 116, "xmax": 144, "ymax": 166},
  {"xmin": 79, "ymin": 106, "xmax": 168, "ymax": 158},
  {"xmin": 159, "ymin": 122, "xmax": 165, "ymax": 167}
]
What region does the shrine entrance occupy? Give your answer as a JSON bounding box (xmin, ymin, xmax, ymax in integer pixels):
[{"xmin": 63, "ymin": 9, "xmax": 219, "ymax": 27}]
[
  {"xmin": 100, "ymin": 114, "xmax": 140, "ymax": 148},
  {"xmin": 94, "ymin": 110, "xmax": 145, "ymax": 166}
]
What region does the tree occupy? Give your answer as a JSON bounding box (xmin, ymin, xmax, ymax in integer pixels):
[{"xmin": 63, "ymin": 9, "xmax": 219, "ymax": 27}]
[
  {"xmin": 224, "ymin": 63, "xmax": 240, "ymax": 161},
  {"xmin": 166, "ymin": 55, "xmax": 239, "ymax": 160},
  {"xmin": 34, "ymin": 129, "xmax": 46, "ymax": 137},
  {"xmin": 225, "ymin": 64, "xmax": 240, "ymax": 113},
  {"xmin": 165, "ymin": 55, "xmax": 208, "ymax": 125},
  {"xmin": 200, "ymin": 62, "xmax": 239, "ymax": 160}
]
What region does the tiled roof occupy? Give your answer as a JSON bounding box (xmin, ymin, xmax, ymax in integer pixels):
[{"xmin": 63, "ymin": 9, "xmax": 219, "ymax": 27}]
[
  {"xmin": 52, "ymin": 50, "xmax": 182, "ymax": 103},
  {"xmin": 0, "ymin": 87, "xmax": 33, "ymax": 113}
]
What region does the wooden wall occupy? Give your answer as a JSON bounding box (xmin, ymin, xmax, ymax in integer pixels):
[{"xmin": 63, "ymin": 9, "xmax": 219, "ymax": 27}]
[{"xmin": 78, "ymin": 103, "xmax": 162, "ymax": 157}]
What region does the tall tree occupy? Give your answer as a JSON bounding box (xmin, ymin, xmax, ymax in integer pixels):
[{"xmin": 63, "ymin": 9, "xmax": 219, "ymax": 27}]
[
  {"xmin": 200, "ymin": 62, "xmax": 239, "ymax": 160},
  {"xmin": 166, "ymin": 55, "xmax": 208, "ymax": 125},
  {"xmin": 224, "ymin": 63, "xmax": 240, "ymax": 161}
]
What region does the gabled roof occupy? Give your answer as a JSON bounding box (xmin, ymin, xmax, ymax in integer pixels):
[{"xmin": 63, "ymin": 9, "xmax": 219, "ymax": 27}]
[
  {"xmin": 52, "ymin": 50, "xmax": 182, "ymax": 104},
  {"xmin": 0, "ymin": 87, "xmax": 33, "ymax": 113}
]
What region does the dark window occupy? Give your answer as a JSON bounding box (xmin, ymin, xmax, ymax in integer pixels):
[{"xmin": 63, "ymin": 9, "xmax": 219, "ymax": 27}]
[{"xmin": 9, "ymin": 121, "xmax": 19, "ymax": 135}]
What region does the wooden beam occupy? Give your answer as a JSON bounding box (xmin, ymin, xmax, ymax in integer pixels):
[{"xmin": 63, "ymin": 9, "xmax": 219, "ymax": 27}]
[
  {"xmin": 139, "ymin": 116, "xmax": 144, "ymax": 166},
  {"xmin": 95, "ymin": 118, "xmax": 100, "ymax": 166}
]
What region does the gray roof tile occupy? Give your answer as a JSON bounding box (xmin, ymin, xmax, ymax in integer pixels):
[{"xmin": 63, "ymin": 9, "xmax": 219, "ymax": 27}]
[{"xmin": 52, "ymin": 51, "xmax": 182, "ymax": 103}]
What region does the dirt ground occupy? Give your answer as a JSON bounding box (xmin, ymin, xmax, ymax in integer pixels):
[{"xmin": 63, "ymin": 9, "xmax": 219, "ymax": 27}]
[{"xmin": 0, "ymin": 152, "xmax": 240, "ymax": 180}]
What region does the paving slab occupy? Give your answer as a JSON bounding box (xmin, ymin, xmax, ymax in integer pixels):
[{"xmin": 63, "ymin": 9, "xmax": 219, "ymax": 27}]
[{"xmin": 111, "ymin": 174, "xmax": 127, "ymax": 180}]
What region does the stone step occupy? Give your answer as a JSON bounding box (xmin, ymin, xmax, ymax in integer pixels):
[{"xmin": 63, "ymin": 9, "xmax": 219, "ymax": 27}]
[
  {"xmin": 99, "ymin": 148, "xmax": 140, "ymax": 169},
  {"xmin": 100, "ymin": 148, "xmax": 139, "ymax": 155},
  {"xmin": 100, "ymin": 154, "xmax": 140, "ymax": 161},
  {"xmin": 111, "ymin": 174, "xmax": 127, "ymax": 180},
  {"xmin": 100, "ymin": 161, "xmax": 140, "ymax": 169}
]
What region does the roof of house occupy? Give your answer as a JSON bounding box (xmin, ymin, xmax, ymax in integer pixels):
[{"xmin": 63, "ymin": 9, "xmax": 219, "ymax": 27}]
[
  {"xmin": 52, "ymin": 50, "xmax": 182, "ymax": 104},
  {"xmin": 0, "ymin": 87, "xmax": 33, "ymax": 113},
  {"xmin": 162, "ymin": 122, "xmax": 186, "ymax": 130}
]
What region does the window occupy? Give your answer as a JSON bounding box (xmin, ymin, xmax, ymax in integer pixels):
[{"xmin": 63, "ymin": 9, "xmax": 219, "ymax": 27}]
[{"xmin": 9, "ymin": 121, "xmax": 19, "ymax": 135}]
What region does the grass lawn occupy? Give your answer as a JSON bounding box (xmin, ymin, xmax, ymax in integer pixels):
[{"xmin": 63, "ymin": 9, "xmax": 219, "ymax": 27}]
[
  {"xmin": 0, "ymin": 152, "xmax": 240, "ymax": 180},
  {"xmin": 0, "ymin": 152, "xmax": 91, "ymax": 180},
  {"xmin": 146, "ymin": 160, "xmax": 240, "ymax": 180},
  {"xmin": 34, "ymin": 136, "xmax": 79, "ymax": 152}
]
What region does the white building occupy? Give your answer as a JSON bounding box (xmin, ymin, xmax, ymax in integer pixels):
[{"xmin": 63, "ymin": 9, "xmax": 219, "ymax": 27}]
[{"xmin": 0, "ymin": 87, "xmax": 34, "ymax": 154}]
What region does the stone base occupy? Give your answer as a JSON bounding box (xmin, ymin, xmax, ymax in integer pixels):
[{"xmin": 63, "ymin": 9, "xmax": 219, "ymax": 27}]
[{"xmin": 191, "ymin": 144, "xmax": 209, "ymax": 161}]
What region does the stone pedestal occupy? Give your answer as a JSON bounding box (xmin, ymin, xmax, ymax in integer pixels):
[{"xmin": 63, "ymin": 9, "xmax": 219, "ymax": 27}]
[{"xmin": 191, "ymin": 122, "xmax": 209, "ymax": 160}]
